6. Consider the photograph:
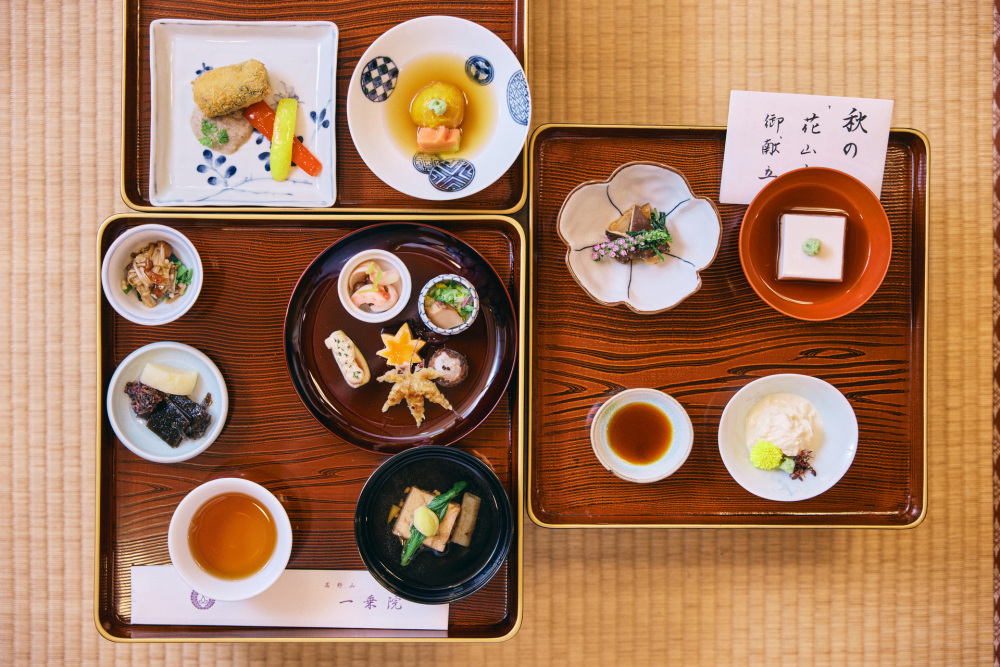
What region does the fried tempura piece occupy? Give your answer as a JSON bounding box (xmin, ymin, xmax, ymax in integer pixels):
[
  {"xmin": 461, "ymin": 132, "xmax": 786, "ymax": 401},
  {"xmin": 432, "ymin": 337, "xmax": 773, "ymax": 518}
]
[
  {"xmin": 192, "ymin": 59, "xmax": 271, "ymax": 118},
  {"xmin": 377, "ymin": 367, "xmax": 453, "ymax": 426}
]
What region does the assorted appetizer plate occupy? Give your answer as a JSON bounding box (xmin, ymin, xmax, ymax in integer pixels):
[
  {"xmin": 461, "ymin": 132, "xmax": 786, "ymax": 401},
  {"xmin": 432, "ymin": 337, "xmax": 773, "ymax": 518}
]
[
  {"xmin": 148, "ymin": 19, "xmax": 338, "ymax": 207},
  {"xmin": 347, "ymin": 16, "xmax": 531, "ymax": 200},
  {"xmin": 107, "ymin": 341, "xmax": 229, "ymax": 464},
  {"xmin": 284, "ymin": 222, "xmax": 518, "ymax": 453},
  {"xmin": 739, "ymin": 167, "xmax": 892, "ymax": 321},
  {"xmin": 557, "ymin": 162, "xmax": 722, "ymax": 313}
]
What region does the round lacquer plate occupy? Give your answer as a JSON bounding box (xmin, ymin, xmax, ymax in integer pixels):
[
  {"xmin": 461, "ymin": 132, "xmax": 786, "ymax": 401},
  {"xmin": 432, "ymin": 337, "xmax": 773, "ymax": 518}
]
[{"xmin": 284, "ymin": 222, "xmax": 517, "ymax": 454}]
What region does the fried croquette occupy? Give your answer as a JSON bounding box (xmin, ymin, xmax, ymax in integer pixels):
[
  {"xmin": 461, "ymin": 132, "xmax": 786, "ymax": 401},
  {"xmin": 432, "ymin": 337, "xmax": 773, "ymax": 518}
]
[{"xmin": 192, "ymin": 59, "xmax": 271, "ymax": 118}]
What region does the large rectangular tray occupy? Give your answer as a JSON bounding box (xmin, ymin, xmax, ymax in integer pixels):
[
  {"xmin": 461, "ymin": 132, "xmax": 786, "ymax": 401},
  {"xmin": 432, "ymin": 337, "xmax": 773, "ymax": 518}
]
[
  {"xmin": 121, "ymin": 1, "xmax": 526, "ymax": 213},
  {"xmin": 96, "ymin": 213, "xmax": 524, "ymax": 641},
  {"xmin": 527, "ymin": 124, "xmax": 927, "ymax": 528}
]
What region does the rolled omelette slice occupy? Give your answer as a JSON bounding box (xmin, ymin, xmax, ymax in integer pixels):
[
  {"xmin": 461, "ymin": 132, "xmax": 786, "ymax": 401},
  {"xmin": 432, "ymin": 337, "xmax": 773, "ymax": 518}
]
[{"xmin": 324, "ymin": 330, "xmax": 371, "ymax": 388}]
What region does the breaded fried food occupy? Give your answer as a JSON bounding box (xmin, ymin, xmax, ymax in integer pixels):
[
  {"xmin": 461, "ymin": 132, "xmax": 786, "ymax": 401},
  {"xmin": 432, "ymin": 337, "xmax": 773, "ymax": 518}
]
[{"xmin": 192, "ymin": 59, "xmax": 271, "ymax": 118}]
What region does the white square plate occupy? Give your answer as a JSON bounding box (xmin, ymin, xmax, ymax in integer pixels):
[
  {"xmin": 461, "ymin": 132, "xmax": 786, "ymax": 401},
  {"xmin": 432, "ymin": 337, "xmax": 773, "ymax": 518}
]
[{"xmin": 149, "ymin": 19, "xmax": 337, "ymax": 207}]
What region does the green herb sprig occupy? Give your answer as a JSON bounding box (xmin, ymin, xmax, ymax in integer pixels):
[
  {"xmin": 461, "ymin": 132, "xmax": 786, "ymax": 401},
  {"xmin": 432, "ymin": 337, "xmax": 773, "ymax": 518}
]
[{"xmin": 198, "ymin": 119, "xmax": 229, "ymax": 148}]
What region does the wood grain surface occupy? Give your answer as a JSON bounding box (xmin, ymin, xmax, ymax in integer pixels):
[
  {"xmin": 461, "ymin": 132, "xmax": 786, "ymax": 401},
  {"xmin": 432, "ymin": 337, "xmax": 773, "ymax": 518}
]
[
  {"xmin": 96, "ymin": 216, "xmax": 521, "ymax": 640},
  {"xmin": 529, "ymin": 127, "xmax": 925, "ymax": 527},
  {"xmin": 121, "ymin": 0, "xmax": 526, "ymax": 211},
  {"xmin": 0, "ymin": 0, "xmax": 992, "ymax": 664}
]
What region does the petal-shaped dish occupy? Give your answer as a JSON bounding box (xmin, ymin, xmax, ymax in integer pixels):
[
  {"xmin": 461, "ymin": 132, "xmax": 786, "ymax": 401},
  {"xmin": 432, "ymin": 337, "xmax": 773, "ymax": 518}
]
[
  {"xmin": 718, "ymin": 374, "xmax": 859, "ymax": 502},
  {"xmin": 738, "ymin": 167, "xmax": 892, "ymax": 320},
  {"xmin": 347, "ymin": 16, "xmax": 530, "ymax": 201},
  {"xmin": 149, "ymin": 19, "xmax": 338, "ymax": 207},
  {"xmin": 557, "ymin": 162, "xmax": 722, "ymax": 313},
  {"xmin": 284, "ymin": 223, "xmax": 517, "ymax": 454}
]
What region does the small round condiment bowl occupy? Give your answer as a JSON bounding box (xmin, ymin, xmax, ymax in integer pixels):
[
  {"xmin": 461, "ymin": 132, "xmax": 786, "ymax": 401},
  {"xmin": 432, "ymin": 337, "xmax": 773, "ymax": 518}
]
[
  {"xmin": 354, "ymin": 446, "xmax": 512, "ymax": 604},
  {"xmin": 590, "ymin": 388, "xmax": 694, "ymax": 484},
  {"xmin": 107, "ymin": 341, "xmax": 228, "ymax": 464},
  {"xmin": 337, "ymin": 249, "xmax": 412, "ymax": 323},
  {"xmin": 168, "ymin": 478, "xmax": 293, "ymax": 602},
  {"xmin": 417, "ymin": 274, "xmax": 480, "ymax": 336},
  {"xmin": 718, "ymin": 373, "xmax": 859, "ymax": 502},
  {"xmin": 100, "ymin": 223, "xmax": 203, "ymax": 326}
]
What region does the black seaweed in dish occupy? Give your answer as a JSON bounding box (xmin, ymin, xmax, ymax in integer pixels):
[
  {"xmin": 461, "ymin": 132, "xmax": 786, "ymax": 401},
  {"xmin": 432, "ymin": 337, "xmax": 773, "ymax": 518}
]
[
  {"xmin": 354, "ymin": 446, "xmax": 513, "ymax": 604},
  {"xmin": 124, "ymin": 380, "xmax": 213, "ymax": 447}
]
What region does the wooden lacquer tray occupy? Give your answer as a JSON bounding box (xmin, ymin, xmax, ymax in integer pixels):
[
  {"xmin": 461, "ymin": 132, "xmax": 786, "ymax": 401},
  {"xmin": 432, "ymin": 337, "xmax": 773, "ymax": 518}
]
[
  {"xmin": 121, "ymin": 0, "xmax": 526, "ymax": 212},
  {"xmin": 96, "ymin": 214, "xmax": 524, "ymax": 641},
  {"xmin": 528, "ymin": 124, "xmax": 927, "ymax": 528}
]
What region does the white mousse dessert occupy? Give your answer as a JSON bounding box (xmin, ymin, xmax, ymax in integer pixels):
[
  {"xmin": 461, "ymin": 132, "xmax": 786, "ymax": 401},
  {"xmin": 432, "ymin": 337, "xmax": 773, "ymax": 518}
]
[
  {"xmin": 777, "ymin": 212, "xmax": 846, "ymax": 282},
  {"xmin": 745, "ymin": 392, "xmax": 821, "ymax": 457}
]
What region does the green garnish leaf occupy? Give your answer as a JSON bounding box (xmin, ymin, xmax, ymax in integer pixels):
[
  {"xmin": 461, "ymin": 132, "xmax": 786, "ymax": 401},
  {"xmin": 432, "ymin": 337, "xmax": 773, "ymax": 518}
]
[
  {"xmin": 198, "ymin": 118, "xmax": 228, "ymax": 146},
  {"xmin": 217, "ymin": 128, "xmax": 229, "ymax": 144}
]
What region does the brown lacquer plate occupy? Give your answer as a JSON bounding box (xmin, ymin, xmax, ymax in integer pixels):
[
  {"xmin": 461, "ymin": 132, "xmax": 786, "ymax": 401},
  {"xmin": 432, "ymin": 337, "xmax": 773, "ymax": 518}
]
[
  {"xmin": 528, "ymin": 124, "xmax": 927, "ymax": 528},
  {"xmin": 284, "ymin": 223, "xmax": 517, "ymax": 453},
  {"xmin": 96, "ymin": 214, "xmax": 523, "ymax": 641},
  {"xmin": 121, "ymin": 0, "xmax": 526, "ymax": 212}
]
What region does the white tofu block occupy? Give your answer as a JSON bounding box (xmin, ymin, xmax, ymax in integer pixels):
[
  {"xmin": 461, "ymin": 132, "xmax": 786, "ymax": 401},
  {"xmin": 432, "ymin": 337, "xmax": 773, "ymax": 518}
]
[{"xmin": 777, "ymin": 213, "xmax": 846, "ymax": 282}]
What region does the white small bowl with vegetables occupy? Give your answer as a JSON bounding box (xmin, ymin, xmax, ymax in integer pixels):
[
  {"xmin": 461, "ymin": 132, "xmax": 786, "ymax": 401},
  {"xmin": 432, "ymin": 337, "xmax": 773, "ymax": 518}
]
[
  {"xmin": 417, "ymin": 274, "xmax": 479, "ymax": 336},
  {"xmin": 101, "ymin": 224, "xmax": 203, "ymax": 326}
]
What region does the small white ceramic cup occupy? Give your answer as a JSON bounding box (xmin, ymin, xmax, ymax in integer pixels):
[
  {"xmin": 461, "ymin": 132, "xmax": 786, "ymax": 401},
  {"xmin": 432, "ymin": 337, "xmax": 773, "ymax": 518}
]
[
  {"xmin": 338, "ymin": 249, "xmax": 412, "ymax": 323},
  {"xmin": 101, "ymin": 224, "xmax": 203, "ymax": 325},
  {"xmin": 417, "ymin": 274, "xmax": 480, "ymax": 336},
  {"xmin": 168, "ymin": 478, "xmax": 293, "ymax": 601},
  {"xmin": 590, "ymin": 388, "xmax": 694, "ymax": 483}
]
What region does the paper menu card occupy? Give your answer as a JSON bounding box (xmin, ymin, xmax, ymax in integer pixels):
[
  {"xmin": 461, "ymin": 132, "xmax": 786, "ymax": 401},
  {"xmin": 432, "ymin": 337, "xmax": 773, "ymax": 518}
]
[
  {"xmin": 719, "ymin": 91, "xmax": 893, "ymax": 205},
  {"xmin": 130, "ymin": 566, "xmax": 449, "ymax": 630}
]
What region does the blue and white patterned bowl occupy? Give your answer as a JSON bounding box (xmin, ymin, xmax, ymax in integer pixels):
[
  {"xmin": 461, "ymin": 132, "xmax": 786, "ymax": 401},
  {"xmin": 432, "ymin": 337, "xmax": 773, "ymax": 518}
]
[
  {"xmin": 417, "ymin": 274, "xmax": 480, "ymax": 336},
  {"xmin": 347, "ymin": 16, "xmax": 531, "ymax": 201}
]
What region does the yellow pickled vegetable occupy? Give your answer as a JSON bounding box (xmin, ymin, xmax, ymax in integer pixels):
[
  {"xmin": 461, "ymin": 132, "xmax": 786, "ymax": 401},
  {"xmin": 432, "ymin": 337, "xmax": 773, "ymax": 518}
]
[
  {"xmin": 270, "ymin": 98, "xmax": 297, "ymax": 181},
  {"xmin": 412, "ymin": 506, "xmax": 439, "ymax": 537}
]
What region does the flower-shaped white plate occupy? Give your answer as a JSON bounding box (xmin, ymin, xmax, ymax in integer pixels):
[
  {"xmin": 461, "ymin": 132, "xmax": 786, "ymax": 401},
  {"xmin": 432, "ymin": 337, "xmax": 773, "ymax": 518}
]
[
  {"xmin": 107, "ymin": 342, "xmax": 229, "ymax": 463},
  {"xmin": 557, "ymin": 162, "xmax": 722, "ymax": 313},
  {"xmin": 718, "ymin": 374, "xmax": 859, "ymax": 502},
  {"xmin": 149, "ymin": 19, "xmax": 338, "ymax": 207},
  {"xmin": 347, "ymin": 15, "xmax": 531, "ymax": 200}
]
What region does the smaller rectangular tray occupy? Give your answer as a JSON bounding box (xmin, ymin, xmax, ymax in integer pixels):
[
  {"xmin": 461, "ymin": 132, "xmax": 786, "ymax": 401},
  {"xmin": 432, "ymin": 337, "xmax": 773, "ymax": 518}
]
[
  {"xmin": 96, "ymin": 213, "xmax": 524, "ymax": 641},
  {"xmin": 527, "ymin": 124, "xmax": 927, "ymax": 528},
  {"xmin": 121, "ymin": 1, "xmax": 526, "ymax": 213}
]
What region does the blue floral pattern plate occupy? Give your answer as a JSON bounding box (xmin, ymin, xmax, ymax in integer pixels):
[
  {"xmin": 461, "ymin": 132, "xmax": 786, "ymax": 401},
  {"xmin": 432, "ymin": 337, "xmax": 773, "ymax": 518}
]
[
  {"xmin": 347, "ymin": 16, "xmax": 531, "ymax": 201},
  {"xmin": 149, "ymin": 20, "xmax": 337, "ymax": 207}
]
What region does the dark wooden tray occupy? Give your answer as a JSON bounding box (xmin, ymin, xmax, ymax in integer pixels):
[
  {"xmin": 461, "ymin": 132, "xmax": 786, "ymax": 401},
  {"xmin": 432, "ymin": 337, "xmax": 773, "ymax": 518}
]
[
  {"xmin": 527, "ymin": 124, "xmax": 927, "ymax": 528},
  {"xmin": 96, "ymin": 213, "xmax": 524, "ymax": 641},
  {"xmin": 121, "ymin": 1, "xmax": 526, "ymax": 212}
]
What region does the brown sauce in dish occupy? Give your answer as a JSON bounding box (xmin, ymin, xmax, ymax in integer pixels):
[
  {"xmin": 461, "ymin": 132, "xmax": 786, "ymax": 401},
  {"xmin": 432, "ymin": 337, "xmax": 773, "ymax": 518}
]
[
  {"xmin": 607, "ymin": 402, "xmax": 673, "ymax": 465},
  {"xmin": 189, "ymin": 492, "xmax": 277, "ymax": 580}
]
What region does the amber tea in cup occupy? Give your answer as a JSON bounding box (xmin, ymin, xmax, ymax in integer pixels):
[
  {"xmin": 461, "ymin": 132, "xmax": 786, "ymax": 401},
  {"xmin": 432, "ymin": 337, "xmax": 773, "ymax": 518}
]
[{"xmin": 189, "ymin": 492, "xmax": 277, "ymax": 580}]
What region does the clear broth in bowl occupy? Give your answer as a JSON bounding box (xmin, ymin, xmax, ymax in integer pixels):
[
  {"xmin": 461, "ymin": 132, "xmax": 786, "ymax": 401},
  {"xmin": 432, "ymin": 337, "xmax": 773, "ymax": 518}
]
[{"xmin": 188, "ymin": 492, "xmax": 277, "ymax": 580}]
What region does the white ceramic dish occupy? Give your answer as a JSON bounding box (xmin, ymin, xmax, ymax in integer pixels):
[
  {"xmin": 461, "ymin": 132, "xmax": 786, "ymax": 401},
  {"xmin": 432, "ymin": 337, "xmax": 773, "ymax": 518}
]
[
  {"xmin": 107, "ymin": 341, "xmax": 228, "ymax": 463},
  {"xmin": 168, "ymin": 478, "xmax": 293, "ymax": 601},
  {"xmin": 417, "ymin": 273, "xmax": 480, "ymax": 335},
  {"xmin": 149, "ymin": 19, "xmax": 338, "ymax": 207},
  {"xmin": 718, "ymin": 374, "xmax": 859, "ymax": 502},
  {"xmin": 557, "ymin": 161, "xmax": 723, "ymax": 313},
  {"xmin": 590, "ymin": 388, "xmax": 694, "ymax": 483},
  {"xmin": 347, "ymin": 15, "xmax": 530, "ymax": 200},
  {"xmin": 100, "ymin": 223, "xmax": 203, "ymax": 326},
  {"xmin": 337, "ymin": 249, "xmax": 412, "ymax": 323}
]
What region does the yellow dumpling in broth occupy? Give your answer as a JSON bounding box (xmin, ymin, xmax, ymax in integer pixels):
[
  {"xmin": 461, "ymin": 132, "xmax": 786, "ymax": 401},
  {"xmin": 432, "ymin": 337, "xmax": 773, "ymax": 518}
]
[{"xmin": 410, "ymin": 81, "xmax": 466, "ymax": 129}]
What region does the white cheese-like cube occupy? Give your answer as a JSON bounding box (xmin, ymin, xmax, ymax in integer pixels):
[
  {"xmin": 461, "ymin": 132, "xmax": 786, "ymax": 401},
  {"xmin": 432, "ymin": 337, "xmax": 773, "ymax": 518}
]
[{"xmin": 777, "ymin": 213, "xmax": 846, "ymax": 282}]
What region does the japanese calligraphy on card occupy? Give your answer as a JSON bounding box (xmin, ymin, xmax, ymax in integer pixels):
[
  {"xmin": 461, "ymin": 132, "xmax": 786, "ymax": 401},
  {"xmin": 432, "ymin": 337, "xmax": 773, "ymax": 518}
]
[
  {"xmin": 130, "ymin": 566, "xmax": 449, "ymax": 630},
  {"xmin": 719, "ymin": 91, "xmax": 893, "ymax": 205}
]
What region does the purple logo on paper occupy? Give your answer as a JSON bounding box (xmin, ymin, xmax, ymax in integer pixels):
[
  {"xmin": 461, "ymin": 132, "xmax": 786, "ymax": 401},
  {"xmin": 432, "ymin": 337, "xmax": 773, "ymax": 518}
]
[{"xmin": 190, "ymin": 590, "xmax": 215, "ymax": 610}]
